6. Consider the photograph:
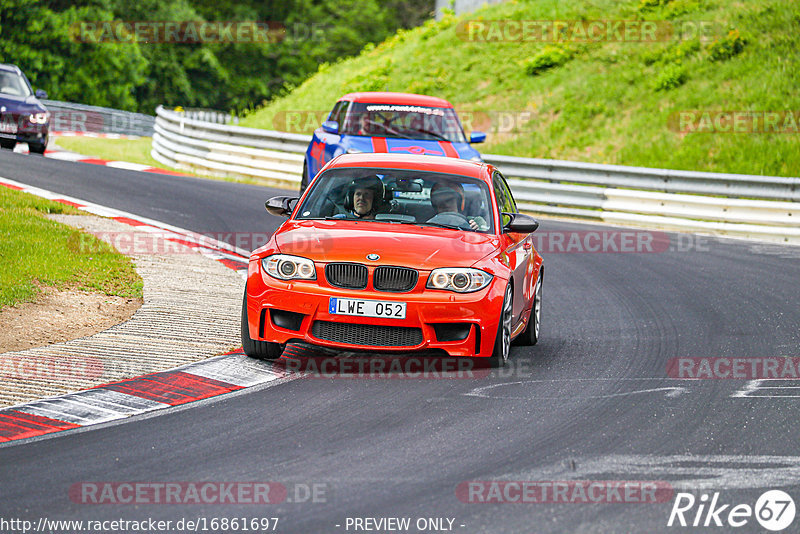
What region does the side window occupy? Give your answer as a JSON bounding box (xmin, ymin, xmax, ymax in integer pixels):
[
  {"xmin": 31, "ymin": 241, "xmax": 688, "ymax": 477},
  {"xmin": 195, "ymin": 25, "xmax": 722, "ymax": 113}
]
[
  {"xmin": 331, "ymin": 101, "xmax": 349, "ymax": 127},
  {"xmin": 327, "ymin": 102, "xmax": 341, "ymax": 122},
  {"xmin": 492, "ymin": 172, "xmax": 517, "ymax": 227}
]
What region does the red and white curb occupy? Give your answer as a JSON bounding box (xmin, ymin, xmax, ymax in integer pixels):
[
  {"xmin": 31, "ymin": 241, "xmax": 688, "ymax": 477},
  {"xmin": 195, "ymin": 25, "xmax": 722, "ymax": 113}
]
[
  {"xmin": 0, "ymin": 176, "xmax": 322, "ymax": 444},
  {"xmin": 50, "ymin": 131, "xmax": 142, "ymax": 140},
  {"xmin": 45, "ymin": 148, "xmax": 189, "ymax": 176},
  {"xmin": 0, "ymin": 343, "xmax": 332, "ymax": 444},
  {"xmin": 13, "ymin": 135, "xmax": 188, "ymax": 177},
  {"xmin": 0, "ymin": 351, "xmax": 282, "ymax": 443}
]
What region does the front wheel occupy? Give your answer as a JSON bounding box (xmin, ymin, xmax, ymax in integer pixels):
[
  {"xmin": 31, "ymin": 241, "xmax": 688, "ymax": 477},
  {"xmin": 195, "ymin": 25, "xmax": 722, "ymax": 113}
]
[
  {"xmin": 29, "ymin": 141, "xmax": 46, "ymax": 155},
  {"xmin": 241, "ymin": 286, "xmax": 284, "ymax": 360},
  {"xmin": 487, "ymin": 283, "xmax": 513, "ymax": 368},
  {"xmin": 0, "ymin": 139, "xmax": 15, "ymax": 150}
]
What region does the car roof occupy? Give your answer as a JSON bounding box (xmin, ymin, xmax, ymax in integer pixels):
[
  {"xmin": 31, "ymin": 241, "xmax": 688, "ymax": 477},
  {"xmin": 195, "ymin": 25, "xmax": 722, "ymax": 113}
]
[
  {"xmin": 325, "ymin": 153, "xmax": 490, "ymax": 180},
  {"xmin": 339, "ymin": 92, "xmax": 453, "ymax": 108},
  {"xmin": 0, "ymin": 64, "xmax": 23, "ymax": 74}
]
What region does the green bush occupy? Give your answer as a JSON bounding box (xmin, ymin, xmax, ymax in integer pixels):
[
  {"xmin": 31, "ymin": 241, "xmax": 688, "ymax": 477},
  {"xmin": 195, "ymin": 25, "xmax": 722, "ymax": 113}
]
[
  {"xmin": 707, "ymin": 29, "xmax": 747, "ymax": 61},
  {"xmin": 638, "ymin": 0, "xmax": 671, "ymax": 13},
  {"xmin": 652, "ymin": 63, "xmax": 687, "ymax": 90},
  {"xmin": 343, "ymin": 61, "xmax": 393, "ymax": 92},
  {"xmin": 665, "ymin": 0, "xmax": 705, "ymax": 18},
  {"xmin": 523, "ymin": 46, "xmax": 573, "ymax": 76}
]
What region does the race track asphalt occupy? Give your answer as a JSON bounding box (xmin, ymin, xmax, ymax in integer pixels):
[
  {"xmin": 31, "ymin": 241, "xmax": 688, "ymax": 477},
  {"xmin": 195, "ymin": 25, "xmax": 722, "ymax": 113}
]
[{"xmin": 1, "ymin": 149, "xmax": 799, "ymax": 533}]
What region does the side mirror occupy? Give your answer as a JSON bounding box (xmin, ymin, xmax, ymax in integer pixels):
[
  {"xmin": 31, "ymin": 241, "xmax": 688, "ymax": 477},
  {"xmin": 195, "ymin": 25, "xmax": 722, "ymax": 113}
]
[
  {"xmin": 469, "ymin": 131, "xmax": 486, "ymax": 144},
  {"xmin": 35, "ymin": 89, "xmax": 48, "ymax": 100},
  {"xmin": 265, "ymin": 196, "xmax": 299, "ymax": 218},
  {"xmin": 502, "ymin": 212, "xmax": 539, "ymax": 233},
  {"xmin": 321, "ymin": 120, "xmax": 339, "ymax": 134}
]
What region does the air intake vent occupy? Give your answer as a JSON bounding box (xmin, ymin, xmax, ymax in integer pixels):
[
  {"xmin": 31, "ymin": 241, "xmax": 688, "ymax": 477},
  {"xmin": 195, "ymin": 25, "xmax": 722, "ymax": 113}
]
[
  {"xmin": 374, "ymin": 266, "xmax": 418, "ymax": 292},
  {"xmin": 325, "ymin": 263, "xmax": 368, "ymax": 289},
  {"xmin": 312, "ymin": 321, "xmax": 423, "ymax": 347}
]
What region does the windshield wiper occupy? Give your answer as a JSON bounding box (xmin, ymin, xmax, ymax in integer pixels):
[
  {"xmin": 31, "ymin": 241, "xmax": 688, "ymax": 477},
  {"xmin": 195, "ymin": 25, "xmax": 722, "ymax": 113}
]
[
  {"xmin": 411, "ymin": 129, "xmax": 449, "ymax": 142},
  {"xmin": 395, "ymin": 220, "xmax": 463, "ymax": 231}
]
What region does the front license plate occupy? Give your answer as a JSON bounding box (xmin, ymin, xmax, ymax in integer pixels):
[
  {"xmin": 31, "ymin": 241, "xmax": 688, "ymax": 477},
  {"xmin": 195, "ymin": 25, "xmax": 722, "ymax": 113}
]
[
  {"xmin": 329, "ymin": 297, "xmax": 406, "ymax": 319},
  {"xmin": 0, "ymin": 118, "xmax": 17, "ymax": 134}
]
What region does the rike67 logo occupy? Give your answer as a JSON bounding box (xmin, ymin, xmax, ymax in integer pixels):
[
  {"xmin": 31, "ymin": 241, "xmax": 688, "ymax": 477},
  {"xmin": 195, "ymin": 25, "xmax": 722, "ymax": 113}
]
[{"xmin": 668, "ymin": 490, "xmax": 796, "ymax": 531}]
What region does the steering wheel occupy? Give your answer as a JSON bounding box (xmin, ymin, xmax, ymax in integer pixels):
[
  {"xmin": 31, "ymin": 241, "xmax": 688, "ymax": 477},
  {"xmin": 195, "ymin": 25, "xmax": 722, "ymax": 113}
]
[{"xmin": 428, "ymin": 212, "xmax": 473, "ymax": 230}]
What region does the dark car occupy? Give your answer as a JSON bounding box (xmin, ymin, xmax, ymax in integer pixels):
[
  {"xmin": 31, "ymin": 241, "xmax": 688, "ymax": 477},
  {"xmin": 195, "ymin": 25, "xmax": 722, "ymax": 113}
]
[{"xmin": 0, "ymin": 63, "xmax": 50, "ymax": 154}]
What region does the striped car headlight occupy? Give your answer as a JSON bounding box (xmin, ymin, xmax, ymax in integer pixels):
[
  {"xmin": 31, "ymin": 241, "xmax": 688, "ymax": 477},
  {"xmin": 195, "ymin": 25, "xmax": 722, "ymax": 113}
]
[
  {"xmin": 426, "ymin": 268, "xmax": 492, "ymax": 293},
  {"xmin": 262, "ymin": 254, "xmax": 316, "ymax": 281}
]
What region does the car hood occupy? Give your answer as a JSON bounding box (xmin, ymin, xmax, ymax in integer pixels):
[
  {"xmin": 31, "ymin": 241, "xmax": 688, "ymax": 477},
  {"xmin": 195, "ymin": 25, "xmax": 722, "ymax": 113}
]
[
  {"xmin": 275, "ymin": 220, "xmax": 498, "ymax": 269},
  {"xmin": 344, "ymin": 136, "xmax": 481, "ymax": 160},
  {"xmin": 0, "ymin": 94, "xmax": 46, "ymax": 114}
]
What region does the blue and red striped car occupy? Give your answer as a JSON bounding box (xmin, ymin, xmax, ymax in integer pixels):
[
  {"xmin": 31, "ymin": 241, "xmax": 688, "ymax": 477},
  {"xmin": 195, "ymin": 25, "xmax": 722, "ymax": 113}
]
[{"xmin": 301, "ymin": 92, "xmax": 485, "ymax": 192}]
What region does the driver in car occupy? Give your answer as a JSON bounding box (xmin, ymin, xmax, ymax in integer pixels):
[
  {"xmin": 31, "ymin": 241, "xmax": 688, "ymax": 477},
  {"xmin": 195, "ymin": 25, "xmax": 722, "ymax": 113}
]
[
  {"xmin": 428, "ymin": 182, "xmax": 488, "ymax": 231},
  {"xmin": 342, "ymin": 175, "xmax": 385, "ymax": 219}
]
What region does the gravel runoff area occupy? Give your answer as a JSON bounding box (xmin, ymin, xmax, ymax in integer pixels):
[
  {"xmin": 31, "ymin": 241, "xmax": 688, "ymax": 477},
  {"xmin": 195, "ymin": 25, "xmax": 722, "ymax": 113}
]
[{"xmin": 0, "ymin": 214, "xmax": 244, "ymax": 408}]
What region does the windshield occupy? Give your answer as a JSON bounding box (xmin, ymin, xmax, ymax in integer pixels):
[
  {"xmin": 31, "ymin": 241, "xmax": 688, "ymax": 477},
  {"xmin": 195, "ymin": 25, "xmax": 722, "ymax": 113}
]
[
  {"xmin": 296, "ymin": 168, "xmax": 494, "ymax": 233},
  {"xmin": 339, "ymin": 102, "xmax": 467, "ymax": 143},
  {"xmin": 0, "ymin": 71, "xmax": 33, "ymax": 98}
]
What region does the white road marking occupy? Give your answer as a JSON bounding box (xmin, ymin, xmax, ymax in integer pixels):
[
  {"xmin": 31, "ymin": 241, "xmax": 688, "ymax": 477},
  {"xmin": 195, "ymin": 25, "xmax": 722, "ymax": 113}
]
[
  {"xmin": 106, "ymin": 161, "xmax": 153, "ymax": 171},
  {"xmin": 508, "ymin": 455, "xmax": 800, "ymax": 491},
  {"xmin": 731, "ymin": 379, "xmax": 800, "ymax": 398},
  {"xmin": 464, "ymin": 379, "xmax": 688, "ymax": 399}
]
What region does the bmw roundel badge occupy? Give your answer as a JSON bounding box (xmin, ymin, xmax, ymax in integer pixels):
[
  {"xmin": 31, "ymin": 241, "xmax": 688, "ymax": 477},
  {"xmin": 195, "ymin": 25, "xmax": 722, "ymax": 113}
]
[{"xmin": 366, "ymin": 253, "xmax": 380, "ymax": 261}]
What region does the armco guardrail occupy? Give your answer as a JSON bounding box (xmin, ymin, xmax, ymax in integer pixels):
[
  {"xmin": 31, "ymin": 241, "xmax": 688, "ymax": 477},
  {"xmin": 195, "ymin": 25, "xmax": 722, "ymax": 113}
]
[
  {"xmin": 152, "ymin": 106, "xmax": 306, "ymax": 186},
  {"xmin": 44, "ymin": 100, "xmax": 155, "ymax": 136},
  {"xmin": 151, "ymin": 106, "xmax": 799, "ymax": 244},
  {"xmin": 179, "ymin": 108, "xmax": 240, "ymax": 125}
]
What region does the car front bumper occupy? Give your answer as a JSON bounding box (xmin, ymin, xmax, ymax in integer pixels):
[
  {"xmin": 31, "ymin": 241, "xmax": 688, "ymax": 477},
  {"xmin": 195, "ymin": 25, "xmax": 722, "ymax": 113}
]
[{"xmin": 245, "ymin": 260, "xmax": 506, "ymax": 358}]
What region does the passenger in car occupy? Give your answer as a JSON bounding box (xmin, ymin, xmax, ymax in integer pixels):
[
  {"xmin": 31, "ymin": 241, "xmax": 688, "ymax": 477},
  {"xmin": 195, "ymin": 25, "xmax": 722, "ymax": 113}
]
[{"xmin": 429, "ymin": 182, "xmax": 488, "ymax": 231}]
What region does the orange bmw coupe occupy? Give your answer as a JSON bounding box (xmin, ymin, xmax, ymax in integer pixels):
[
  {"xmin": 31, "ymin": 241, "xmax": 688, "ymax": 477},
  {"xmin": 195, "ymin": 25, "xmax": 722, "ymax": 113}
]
[{"xmin": 242, "ymin": 154, "xmax": 543, "ymax": 367}]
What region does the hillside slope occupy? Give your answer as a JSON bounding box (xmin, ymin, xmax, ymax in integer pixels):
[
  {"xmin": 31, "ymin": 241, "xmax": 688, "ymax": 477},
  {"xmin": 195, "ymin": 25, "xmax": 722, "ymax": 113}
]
[{"xmin": 241, "ymin": 0, "xmax": 799, "ymax": 177}]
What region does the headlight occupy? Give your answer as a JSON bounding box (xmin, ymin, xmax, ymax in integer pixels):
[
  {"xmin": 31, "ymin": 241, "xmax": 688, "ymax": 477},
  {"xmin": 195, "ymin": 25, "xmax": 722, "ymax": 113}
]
[
  {"xmin": 28, "ymin": 113, "xmax": 48, "ymax": 124},
  {"xmin": 426, "ymin": 268, "xmax": 492, "ymax": 293},
  {"xmin": 262, "ymin": 254, "xmax": 316, "ymax": 281}
]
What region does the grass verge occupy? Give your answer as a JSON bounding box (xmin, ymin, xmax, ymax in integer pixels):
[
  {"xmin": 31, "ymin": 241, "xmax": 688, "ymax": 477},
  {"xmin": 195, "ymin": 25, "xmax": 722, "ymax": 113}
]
[
  {"xmin": 51, "ymin": 136, "xmax": 284, "ymax": 188},
  {"xmin": 241, "ymin": 0, "xmax": 800, "ymax": 178},
  {"xmin": 54, "ymin": 136, "xmax": 168, "ymax": 169},
  {"xmin": 0, "ymin": 186, "xmax": 143, "ymax": 308}
]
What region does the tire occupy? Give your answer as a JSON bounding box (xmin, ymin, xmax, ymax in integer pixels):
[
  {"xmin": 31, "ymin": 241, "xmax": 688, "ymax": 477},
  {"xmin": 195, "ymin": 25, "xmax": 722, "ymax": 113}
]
[
  {"xmin": 0, "ymin": 139, "xmax": 15, "ymax": 150},
  {"xmin": 515, "ymin": 271, "xmax": 542, "ymax": 346},
  {"xmin": 487, "ymin": 283, "xmax": 513, "ymax": 368},
  {"xmin": 300, "ymin": 160, "xmax": 310, "ymax": 194},
  {"xmin": 29, "ymin": 141, "xmax": 46, "ymax": 155},
  {"xmin": 241, "ymin": 286, "xmax": 284, "ymax": 360}
]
